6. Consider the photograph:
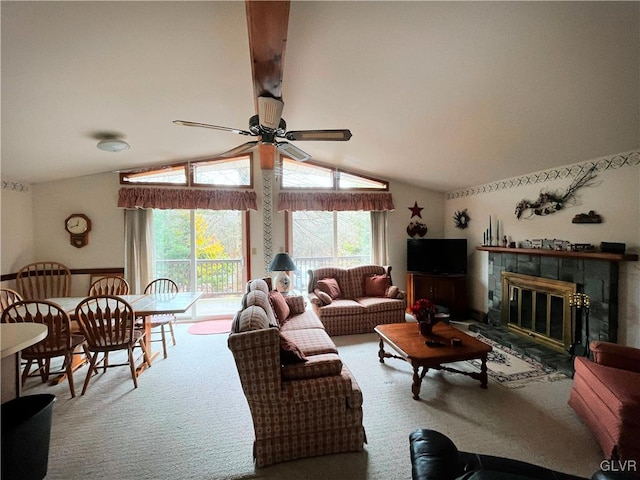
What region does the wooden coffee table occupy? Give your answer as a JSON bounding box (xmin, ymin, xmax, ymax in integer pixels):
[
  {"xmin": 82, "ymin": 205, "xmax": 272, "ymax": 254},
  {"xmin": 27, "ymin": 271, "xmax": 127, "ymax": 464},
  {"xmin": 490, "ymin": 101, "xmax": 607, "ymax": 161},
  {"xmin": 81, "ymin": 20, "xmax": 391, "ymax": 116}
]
[{"xmin": 374, "ymin": 322, "xmax": 492, "ymax": 399}]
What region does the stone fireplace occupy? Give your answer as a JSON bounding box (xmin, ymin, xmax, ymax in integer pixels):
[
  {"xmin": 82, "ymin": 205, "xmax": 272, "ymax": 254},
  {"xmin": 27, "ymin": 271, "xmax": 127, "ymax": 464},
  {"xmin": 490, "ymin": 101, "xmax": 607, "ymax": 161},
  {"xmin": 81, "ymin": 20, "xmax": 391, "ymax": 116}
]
[{"xmin": 480, "ymin": 246, "xmax": 637, "ymax": 352}]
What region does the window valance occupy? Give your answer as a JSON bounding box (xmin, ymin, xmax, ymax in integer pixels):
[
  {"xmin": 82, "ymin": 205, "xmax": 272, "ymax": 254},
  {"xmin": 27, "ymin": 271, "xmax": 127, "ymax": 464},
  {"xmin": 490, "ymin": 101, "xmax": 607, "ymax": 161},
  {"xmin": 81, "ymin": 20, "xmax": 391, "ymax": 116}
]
[
  {"xmin": 118, "ymin": 187, "xmax": 257, "ymax": 211},
  {"xmin": 277, "ymin": 192, "xmax": 394, "ymax": 212}
]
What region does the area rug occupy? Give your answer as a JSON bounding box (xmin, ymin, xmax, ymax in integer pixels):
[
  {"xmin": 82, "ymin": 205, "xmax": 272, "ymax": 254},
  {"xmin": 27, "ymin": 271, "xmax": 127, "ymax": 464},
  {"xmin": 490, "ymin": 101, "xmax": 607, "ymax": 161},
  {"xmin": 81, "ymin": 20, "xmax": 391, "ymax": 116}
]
[
  {"xmin": 466, "ymin": 333, "xmax": 567, "ymax": 388},
  {"xmin": 187, "ymin": 319, "xmax": 233, "ymax": 335}
]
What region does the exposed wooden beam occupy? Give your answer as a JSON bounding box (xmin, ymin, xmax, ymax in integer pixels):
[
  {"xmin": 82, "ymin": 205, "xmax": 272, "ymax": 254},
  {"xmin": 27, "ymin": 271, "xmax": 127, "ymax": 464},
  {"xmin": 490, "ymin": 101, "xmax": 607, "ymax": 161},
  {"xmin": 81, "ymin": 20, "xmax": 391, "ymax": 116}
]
[
  {"xmin": 246, "ymin": 0, "xmax": 290, "ymax": 107},
  {"xmin": 245, "ymin": 1, "xmax": 290, "ymax": 170}
]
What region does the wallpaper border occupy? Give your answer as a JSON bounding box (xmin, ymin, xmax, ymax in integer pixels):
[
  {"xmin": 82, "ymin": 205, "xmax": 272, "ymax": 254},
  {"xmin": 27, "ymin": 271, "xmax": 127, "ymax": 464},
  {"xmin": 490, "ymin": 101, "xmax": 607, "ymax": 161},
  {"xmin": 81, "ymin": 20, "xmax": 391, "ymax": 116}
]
[
  {"xmin": 446, "ymin": 150, "xmax": 640, "ymax": 200},
  {"xmin": 1, "ymin": 181, "xmax": 29, "ymax": 192}
]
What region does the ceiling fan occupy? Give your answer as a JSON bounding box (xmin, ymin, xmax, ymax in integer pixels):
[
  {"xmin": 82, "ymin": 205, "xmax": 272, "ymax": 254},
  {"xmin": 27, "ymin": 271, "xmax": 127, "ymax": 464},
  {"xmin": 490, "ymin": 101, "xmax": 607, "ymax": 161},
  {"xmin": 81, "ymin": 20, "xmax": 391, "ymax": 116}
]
[{"xmin": 173, "ymin": 1, "xmax": 352, "ymax": 169}]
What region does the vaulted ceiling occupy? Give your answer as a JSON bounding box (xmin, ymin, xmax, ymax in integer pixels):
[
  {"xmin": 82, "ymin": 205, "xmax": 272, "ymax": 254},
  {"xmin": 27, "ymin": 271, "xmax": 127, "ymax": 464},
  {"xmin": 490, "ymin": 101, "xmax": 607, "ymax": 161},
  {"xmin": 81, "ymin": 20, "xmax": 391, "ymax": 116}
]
[{"xmin": 2, "ymin": 1, "xmax": 638, "ymax": 192}]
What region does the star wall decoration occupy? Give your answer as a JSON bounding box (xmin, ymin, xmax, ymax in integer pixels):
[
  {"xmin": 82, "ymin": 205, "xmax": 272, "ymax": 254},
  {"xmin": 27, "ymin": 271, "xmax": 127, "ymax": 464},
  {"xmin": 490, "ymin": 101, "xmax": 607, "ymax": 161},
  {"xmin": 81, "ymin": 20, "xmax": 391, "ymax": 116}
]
[{"xmin": 409, "ymin": 201, "xmax": 423, "ymax": 218}]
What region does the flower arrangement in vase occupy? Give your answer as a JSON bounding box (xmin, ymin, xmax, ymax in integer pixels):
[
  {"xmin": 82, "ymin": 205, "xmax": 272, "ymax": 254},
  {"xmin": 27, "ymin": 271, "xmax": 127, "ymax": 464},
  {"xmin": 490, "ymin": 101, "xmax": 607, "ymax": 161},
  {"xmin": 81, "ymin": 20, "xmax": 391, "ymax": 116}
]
[{"xmin": 411, "ymin": 298, "xmax": 439, "ymax": 335}]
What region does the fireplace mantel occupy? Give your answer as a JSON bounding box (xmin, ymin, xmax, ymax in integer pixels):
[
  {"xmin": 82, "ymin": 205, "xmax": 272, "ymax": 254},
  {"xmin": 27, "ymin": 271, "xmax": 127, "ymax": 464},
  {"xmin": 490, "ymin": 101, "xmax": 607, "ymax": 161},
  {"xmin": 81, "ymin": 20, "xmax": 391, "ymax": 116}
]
[{"xmin": 476, "ymin": 246, "xmax": 638, "ymax": 262}]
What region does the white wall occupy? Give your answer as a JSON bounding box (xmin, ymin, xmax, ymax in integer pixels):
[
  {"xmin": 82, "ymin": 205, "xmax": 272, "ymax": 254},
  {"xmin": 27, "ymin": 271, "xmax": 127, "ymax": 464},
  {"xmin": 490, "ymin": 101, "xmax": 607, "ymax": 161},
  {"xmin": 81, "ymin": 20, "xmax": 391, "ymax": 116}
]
[
  {"xmin": 387, "ymin": 180, "xmax": 444, "ymax": 291},
  {"xmin": 444, "ymin": 158, "xmax": 640, "ymax": 347},
  {"xmin": 29, "ymin": 173, "xmax": 124, "ymax": 295},
  {"xmin": 1, "ymin": 187, "xmax": 35, "ymax": 275}
]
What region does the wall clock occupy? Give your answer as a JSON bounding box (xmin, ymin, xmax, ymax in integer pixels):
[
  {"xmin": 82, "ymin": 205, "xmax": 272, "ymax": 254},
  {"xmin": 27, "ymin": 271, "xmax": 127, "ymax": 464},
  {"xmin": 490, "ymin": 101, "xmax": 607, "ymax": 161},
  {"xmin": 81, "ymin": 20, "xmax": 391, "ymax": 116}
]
[{"xmin": 64, "ymin": 213, "xmax": 91, "ymax": 248}]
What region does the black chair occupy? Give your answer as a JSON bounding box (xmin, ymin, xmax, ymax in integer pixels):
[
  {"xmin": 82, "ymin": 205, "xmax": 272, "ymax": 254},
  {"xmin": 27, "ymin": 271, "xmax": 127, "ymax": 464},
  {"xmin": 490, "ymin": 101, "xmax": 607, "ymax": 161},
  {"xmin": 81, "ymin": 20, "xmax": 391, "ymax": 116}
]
[{"xmin": 409, "ymin": 429, "xmax": 635, "ymax": 480}]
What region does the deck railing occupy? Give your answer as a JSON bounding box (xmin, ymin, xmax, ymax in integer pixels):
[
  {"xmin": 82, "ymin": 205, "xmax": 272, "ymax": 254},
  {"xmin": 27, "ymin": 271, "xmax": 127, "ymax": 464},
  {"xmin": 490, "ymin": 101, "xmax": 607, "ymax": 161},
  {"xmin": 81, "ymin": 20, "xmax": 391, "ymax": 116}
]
[
  {"xmin": 156, "ymin": 255, "xmax": 369, "ymax": 296},
  {"xmin": 155, "ymin": 259, "xmax": 244, "ymax": 296},
  {"xmin": 288, "ymin": 255, "xmax": 370, "ymax": 291}
]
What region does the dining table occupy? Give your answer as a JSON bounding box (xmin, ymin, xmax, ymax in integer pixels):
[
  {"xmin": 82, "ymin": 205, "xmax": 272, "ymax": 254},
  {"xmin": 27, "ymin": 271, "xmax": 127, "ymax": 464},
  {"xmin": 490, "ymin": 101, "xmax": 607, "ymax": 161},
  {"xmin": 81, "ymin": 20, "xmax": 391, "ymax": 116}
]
[{"xmin": 46, "ymin": 291, "xmax": 202, "ymax": 376}]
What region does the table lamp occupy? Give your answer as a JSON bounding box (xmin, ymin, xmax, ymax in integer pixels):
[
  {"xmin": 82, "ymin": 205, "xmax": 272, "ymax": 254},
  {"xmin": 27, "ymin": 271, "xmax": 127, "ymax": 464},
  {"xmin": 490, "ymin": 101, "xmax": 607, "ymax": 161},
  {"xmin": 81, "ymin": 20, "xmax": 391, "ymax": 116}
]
[{"xmin": 268, "ymin": 253, "xmax": 297, "ymax": 293}]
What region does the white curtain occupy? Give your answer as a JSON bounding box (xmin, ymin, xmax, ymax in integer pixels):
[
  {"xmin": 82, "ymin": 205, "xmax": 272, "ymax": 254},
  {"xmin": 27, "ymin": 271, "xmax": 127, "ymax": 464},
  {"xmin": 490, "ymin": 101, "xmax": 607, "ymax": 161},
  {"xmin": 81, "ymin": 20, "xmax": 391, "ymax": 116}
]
[
  {"xmin": 124, "ymin": 209, "xmax": 154, "ymax": 294},
  {"xmin": 371, "ymin": 211, "xmax": 389, "ymax": 266}
]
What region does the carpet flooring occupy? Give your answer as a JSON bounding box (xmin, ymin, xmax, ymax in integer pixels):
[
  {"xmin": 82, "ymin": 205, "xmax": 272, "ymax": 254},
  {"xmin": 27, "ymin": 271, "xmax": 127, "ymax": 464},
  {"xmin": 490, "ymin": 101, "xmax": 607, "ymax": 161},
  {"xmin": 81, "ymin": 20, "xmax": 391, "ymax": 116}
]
[{"xmin": 22, "ymin": 324, "xmax": 604, "ymax": 480}]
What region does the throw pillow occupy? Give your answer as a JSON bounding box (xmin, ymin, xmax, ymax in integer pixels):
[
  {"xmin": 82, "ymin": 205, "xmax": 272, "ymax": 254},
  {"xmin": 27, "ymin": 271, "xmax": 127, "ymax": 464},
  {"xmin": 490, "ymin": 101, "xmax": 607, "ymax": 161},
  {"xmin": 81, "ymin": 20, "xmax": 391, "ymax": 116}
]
[
  {"xmin": 314, "ymin": 288, "xmax": 333, "ymax": 305},
  {"xmin": 285, "ymin": 295, "xmax": 306, "ymax": 315},
  {"xmin": 269, "ymin": 291, "xmax": 291, "ymax": 324},
  {"xmin": 280, "ymin": 334, "xmax": 307, "ymax": 364},
  {"xmin": 386, "ymin": 285, "xmax": 400, "ymax": 298},
  {"xmin": 364, "ymin": 274, "xmax": 390, "ymax": 297},
  {"xmin": 317, "ymin": 277, "xmax": 342, "ymax": 299}
]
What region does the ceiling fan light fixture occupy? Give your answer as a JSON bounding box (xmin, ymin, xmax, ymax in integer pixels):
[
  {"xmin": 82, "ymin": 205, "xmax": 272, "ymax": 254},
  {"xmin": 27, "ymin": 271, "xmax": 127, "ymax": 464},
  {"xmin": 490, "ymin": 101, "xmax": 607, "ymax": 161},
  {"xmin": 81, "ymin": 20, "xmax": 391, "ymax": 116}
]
[
  {"xmin": 258, "ymin": 96, "xmax": 284, "ymax": 130},
  {"xmin": 277, "ymin": 142, "xmax": 311, "ymax": 162},
  {"xmin": 96, "ymin": 139, "xmax": 130, "ymax": 152}
]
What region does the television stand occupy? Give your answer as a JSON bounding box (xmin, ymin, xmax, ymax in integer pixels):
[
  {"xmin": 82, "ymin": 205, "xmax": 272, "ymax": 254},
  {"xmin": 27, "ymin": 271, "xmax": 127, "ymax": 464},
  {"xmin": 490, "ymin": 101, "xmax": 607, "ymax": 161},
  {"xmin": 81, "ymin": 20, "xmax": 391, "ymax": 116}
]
[{"xmin": 406, "ymin": 272, "xmax": 467, "ymax": 319}]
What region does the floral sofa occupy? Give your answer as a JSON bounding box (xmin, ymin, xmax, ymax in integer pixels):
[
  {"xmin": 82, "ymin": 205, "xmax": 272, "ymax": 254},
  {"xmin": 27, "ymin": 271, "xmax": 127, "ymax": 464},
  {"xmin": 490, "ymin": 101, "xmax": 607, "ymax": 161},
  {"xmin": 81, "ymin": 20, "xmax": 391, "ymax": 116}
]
[
  {"xmin": 307, "ymin": 265, "xmax": 407, "ymax": 336},
  {"xmin": 227, "ymin": 278, "xmax": 367, "ymax": 467}
]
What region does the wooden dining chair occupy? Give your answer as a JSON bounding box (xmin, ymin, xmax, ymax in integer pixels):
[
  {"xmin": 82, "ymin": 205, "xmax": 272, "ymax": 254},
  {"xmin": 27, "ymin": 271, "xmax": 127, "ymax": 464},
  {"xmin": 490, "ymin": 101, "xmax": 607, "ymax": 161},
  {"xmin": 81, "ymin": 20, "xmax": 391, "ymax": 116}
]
[
  {"xmin": 75, "ymin": 295, "xmax": 151, "ymax": 395},
  {"xmin": 1, "ymin": 300, "xmax": 90, "ymax": 398},
  {"xmin": 16, "ymin": 261, "xmax": 71, "ymax": 300},
  {"xmin": 88, "ymin": 276, "xmax": 130, "ymax": 296},
  {"xmin": 143, "ymin": 278, "xmax": 179, "ymax": 359},
  {"xmin": 0, "ymin": 288, "xmax": 23, "ymax": 312}
]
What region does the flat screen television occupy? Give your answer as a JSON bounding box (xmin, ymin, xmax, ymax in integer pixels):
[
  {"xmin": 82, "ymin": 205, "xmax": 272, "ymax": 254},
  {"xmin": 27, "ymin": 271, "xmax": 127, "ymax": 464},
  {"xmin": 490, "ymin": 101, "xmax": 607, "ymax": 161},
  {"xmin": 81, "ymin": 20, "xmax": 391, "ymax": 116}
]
[{"xmin": 407, "ymin": 238, "xmax": 468, "ymax": 275}]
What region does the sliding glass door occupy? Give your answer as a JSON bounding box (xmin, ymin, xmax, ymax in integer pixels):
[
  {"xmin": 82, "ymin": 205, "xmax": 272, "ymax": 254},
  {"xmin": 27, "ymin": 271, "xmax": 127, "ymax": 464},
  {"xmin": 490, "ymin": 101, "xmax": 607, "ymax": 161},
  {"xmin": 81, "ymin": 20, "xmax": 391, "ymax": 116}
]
[{"xmin": 152, "ymin": 209, "xmax": 245, "ymax": 319}]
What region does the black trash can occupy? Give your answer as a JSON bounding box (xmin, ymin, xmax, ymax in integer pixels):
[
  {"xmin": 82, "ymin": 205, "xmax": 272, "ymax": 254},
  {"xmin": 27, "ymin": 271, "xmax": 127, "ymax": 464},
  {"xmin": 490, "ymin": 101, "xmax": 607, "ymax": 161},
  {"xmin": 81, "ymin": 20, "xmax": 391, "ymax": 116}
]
[{"xmin": 2, "ymin": 394, "xmax": 56, "ymax": 480}]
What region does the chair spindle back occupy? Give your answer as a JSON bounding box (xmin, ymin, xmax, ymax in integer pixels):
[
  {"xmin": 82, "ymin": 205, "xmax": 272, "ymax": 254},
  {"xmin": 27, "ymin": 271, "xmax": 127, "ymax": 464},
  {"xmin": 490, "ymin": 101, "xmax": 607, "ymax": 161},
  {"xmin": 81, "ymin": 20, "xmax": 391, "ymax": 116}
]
[{"xmin": 16, "ymin": 261, "xmax": 71, "ymax": 300}]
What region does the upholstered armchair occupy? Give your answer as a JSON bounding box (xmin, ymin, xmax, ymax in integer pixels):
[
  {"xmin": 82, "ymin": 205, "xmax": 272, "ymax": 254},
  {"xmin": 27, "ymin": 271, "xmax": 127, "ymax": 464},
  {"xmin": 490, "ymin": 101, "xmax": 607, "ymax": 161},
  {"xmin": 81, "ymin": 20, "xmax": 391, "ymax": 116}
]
[{"xmin": 568, "ymin": 341, "xmax": 640, "ymax": 462}]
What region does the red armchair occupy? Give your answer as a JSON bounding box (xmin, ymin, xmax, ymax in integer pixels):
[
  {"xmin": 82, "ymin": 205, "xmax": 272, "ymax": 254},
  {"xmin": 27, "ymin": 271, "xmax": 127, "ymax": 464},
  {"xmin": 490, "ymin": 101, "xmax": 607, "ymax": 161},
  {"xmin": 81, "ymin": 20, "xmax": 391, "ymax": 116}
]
[{"xmin": 568, "ymin": 341, "xmax": 640, "ymax": 462}]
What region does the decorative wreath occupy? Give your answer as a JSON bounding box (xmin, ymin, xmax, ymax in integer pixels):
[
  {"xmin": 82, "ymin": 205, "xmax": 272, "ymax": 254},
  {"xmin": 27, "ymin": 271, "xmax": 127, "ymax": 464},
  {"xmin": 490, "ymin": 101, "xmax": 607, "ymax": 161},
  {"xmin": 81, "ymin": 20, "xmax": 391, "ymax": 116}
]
[{"xmin": 453, "ymin": 209, "xmax": 470, "ymax": 229}]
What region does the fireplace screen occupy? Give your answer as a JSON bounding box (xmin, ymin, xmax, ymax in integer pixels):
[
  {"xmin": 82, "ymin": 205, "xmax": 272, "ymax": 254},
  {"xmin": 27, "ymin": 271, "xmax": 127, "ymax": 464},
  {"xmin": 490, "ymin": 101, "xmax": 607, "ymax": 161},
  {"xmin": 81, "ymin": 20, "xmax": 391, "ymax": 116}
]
[{"xmin": 502, "ymin": 272, "xmax": 576, "ymax": 352}]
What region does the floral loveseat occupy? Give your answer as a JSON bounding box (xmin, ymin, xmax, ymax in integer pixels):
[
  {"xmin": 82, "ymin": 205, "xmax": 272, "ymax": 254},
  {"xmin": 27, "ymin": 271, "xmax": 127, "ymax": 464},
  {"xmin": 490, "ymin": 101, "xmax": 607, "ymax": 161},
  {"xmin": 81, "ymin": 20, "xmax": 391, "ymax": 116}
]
[
  {"xmin": 227, "ymin": 278, "xmax": 367, "ymax": 467},
  {"xmin": 307, "ymin": 265, "xmax": 407, "ymax": 336}
]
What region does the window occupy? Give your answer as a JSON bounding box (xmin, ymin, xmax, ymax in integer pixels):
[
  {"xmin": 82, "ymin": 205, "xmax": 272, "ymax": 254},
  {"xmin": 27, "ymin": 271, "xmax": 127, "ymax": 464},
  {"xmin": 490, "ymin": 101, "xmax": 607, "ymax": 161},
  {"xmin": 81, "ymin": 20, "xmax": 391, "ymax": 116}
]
[
  {"xmin": 120, "ymin": 164, "xmax": 188, "ymax": 185},
  {"xmin": 337, "ymin": 171, "xmax": 387, "ymax": 190},
  {"xmin": 282, "ymin": 160, "xmax": 333, "ymax": 189},
  {"xmin": 120, "ymin": 155, "xmax": 252, "ymax": 187},
  {"xmin": 281, "ymin": 158, "xmax": 388, "ymax": 191},
  {"xmin": 282, "ymin": 158, "xmax": 390, "ymax": 291},
  {"xmin": 191, "ymin": 157, "xmax": 252, "ymax": 187},
  {"xmin": 290, "ymin": 210, "xmax": 372, "ymax": 291}
]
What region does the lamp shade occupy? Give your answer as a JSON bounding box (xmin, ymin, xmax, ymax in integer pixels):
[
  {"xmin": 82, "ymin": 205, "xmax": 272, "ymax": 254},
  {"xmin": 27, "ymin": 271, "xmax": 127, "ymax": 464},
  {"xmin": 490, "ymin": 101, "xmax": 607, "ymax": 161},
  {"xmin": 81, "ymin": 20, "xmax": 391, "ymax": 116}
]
[{"xmin": 268, "ymin": 253, "xmax": 296, "ymax": 272}]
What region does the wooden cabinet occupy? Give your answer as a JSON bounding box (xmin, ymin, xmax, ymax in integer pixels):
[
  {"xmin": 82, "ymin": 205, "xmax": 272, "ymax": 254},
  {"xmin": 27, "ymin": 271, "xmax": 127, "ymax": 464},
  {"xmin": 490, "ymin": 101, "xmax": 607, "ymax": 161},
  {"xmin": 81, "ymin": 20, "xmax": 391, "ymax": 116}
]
[{"xmin": 406, "ymin": 273, "xmax": 467, "ymax": 318}]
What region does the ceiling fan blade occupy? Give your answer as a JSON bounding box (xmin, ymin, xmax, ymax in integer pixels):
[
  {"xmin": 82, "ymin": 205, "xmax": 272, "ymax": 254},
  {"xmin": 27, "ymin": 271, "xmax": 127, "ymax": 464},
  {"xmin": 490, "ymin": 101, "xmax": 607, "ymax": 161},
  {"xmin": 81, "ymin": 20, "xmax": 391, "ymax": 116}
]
[
  {"xmin": 220, "ymin": 141, "xmax": 259, "ymax": 158},
  {"xmin": 285, "ymin": 129, "xmax": 353, "ymax": 142},
  {"xmin": 246, "ymin": 0, "xmax": 290, "ymax": 106},
  {"xmin": 173, "ymin": 120, "xmax": 253, "ymax": 136},
  {"xmin": 277, "ymin": 142, "xmax": 311, "ymax": 162}
]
